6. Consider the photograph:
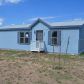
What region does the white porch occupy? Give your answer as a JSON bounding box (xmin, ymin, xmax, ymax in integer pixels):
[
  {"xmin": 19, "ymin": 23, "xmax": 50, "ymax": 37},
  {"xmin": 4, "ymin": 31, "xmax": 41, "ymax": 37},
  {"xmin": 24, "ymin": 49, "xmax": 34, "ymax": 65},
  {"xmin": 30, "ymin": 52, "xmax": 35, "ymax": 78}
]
[{"xmin": 30, "ymin": 41, "xmax": 45, "ymax": 52}]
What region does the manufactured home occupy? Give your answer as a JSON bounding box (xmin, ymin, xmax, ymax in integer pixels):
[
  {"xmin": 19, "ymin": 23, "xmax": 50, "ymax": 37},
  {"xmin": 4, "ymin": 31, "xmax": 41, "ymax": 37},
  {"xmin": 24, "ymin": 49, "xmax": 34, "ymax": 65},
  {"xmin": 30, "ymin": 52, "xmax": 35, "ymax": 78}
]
[{"xmin": 0, "ymin": 19, "xmax": 84, "ymax": 54}]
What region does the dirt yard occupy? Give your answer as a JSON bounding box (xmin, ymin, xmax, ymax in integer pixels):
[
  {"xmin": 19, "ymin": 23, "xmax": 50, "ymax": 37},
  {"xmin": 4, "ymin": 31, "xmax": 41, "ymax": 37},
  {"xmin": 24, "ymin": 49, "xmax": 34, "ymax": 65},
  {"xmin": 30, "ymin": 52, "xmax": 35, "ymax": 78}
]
[{"xmin": 0, "ymin": 50, "xmax": 84, "ymax": 84}]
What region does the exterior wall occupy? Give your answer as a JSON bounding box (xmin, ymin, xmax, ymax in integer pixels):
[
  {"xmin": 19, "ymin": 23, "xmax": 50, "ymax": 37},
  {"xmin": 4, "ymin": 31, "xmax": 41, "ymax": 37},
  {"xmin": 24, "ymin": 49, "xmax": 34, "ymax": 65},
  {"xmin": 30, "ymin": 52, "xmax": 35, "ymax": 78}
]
[
  {"xmin": 31, "ymin": 22, "xmax": 79, "ymax": 54},
  {"xmin": 61, "ymin": 29, "xmax": 79, "ymax": 54},
  {"xmin": 0, "ymin": 31, "xmax": 30, "ymax": 51},
  {"xmin": 0, "ymin": 22, "xmax": 80, "ymax": 55},
  {"xmin": 47, "ymin": 29, "xmax": 79, "ymax": 54},
  {"xmin": 31, "ymin": 23, "xmax": 49, "ymax": 52},
  {"xmin": 79, "ymin": 26, "xmax": 84, "ymax": 53}
]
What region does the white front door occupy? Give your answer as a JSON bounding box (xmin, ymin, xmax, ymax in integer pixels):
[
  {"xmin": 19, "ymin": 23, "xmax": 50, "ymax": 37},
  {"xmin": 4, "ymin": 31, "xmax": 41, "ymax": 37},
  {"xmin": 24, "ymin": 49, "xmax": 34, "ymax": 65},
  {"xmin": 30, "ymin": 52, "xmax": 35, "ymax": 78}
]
[
  {"xmin": 36, "ymin": 30, "xmax": 43, "ymax": 42},
  {"xmin": 31, "ymin": 30, "xmax": 44, "ymax": 52}
]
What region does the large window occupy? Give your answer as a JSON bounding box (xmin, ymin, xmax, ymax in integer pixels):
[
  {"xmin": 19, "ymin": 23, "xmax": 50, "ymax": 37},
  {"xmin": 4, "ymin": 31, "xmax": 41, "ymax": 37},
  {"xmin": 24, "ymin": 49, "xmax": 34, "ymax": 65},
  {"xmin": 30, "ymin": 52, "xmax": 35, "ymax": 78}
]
[
  {"xmin": 51, "ymin": 31, "xmax": 58, "ymax": 45},
  {"xmin": 19, "ymin": 32, "xmax": 30, "ymax": 44}
]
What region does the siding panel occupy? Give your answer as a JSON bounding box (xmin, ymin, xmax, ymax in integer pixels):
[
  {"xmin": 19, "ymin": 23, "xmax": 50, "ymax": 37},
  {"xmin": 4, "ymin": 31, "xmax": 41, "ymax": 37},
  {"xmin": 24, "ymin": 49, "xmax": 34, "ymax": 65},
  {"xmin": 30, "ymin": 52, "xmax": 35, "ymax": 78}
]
[{"xmin": 0, "ymin": 31, "xmax": 30, "ymax": 51}]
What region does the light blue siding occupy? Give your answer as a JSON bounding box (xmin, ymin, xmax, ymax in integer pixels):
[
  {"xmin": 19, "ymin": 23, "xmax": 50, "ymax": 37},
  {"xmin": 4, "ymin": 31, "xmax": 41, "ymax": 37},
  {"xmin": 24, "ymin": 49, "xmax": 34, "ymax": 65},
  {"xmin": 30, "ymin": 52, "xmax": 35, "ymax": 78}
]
[
  {"xmin": 61, "ymin": 30, "xmax": 79, "ymax": 54},
  {"xmin": 79, "ymin": 26, "xmax": 84, "ymax": 53},
  {"xmin": 0, "ymin": 21, "xmax": 80, "ymax": 54},
  {"xmin": 0, "ymin": 31, "xmax": 30, "ymax": 51},
  {"xmin": 31, "ymin": 23, "xmax": 49, "ymax": 52},
  {"xmin": 47, "ymin": 30, "xmax": 79, "ymax": 54},
  {"xmin": 31, "ymin": 22, "xmax": 79, "ymax": 54}
]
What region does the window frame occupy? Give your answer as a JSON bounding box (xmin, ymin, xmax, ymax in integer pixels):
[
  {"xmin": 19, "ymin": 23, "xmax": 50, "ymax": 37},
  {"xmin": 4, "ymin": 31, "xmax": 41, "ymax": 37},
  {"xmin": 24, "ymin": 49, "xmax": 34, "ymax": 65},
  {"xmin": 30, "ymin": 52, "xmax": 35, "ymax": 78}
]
[
  {"xmin": 18, "ymin": 31, "xmax": 30, "ymax": 45},
  {"xmin": 51, "ymin": 31, "xmax": 58, "ymax": 46}
]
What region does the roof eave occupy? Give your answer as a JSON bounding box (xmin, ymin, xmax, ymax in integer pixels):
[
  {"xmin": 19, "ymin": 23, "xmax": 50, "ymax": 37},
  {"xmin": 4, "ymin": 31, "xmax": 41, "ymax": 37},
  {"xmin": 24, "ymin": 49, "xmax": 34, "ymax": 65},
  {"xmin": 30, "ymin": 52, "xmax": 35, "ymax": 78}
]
[
  {"xmin": 28, "ymin": 18, "xmax": 51, "ymax": 29},
  {"xmin": 51, "ymin": 25, "xmax": 82, "ymax": 29}
]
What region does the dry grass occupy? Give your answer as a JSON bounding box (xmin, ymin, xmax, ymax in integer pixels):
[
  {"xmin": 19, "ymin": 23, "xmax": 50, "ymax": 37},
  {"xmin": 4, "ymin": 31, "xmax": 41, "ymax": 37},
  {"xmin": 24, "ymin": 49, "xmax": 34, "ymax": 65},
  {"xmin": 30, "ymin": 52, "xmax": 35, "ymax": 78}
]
[{"xmin": 0, "ymin": 50, "xmax": 84, "ymax": 84}]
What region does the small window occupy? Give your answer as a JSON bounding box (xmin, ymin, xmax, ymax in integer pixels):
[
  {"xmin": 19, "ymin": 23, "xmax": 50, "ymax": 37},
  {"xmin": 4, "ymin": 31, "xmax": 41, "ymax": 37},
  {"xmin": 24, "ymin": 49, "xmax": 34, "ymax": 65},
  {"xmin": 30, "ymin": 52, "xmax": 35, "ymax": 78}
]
[
  {"xmin": 20, "ymin": 32, "xmax": 24, "ymax": 37},
  {"xmin": 52, "ymin": 31, "xmax": 57, "ymax": 45},
  {"xmin": 20, "ymin": 38, "xmax": 24, "ymax": 43},
  {"xmin": 19, "ymin": 32, "xmax": 30, "ymax": 44}
]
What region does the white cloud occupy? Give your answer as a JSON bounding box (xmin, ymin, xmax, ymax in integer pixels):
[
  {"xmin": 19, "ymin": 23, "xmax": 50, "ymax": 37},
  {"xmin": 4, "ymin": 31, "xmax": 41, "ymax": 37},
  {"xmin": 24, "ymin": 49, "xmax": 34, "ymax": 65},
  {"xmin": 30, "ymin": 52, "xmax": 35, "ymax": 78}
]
[
  {"xmin": 66, "ymin": 18, "xmax": 84, "ymax": 22},
  {"xmin": 0, "ymin": 18, "xmax": 4, "ymax": 26},
  {"xmin": 5, "ymin": 0, "xmax": 22, "ymax": 4},
  {"xmin": 72, "ymin": 18, "xmax": 83, "ymax": 21},
  {"xmin": 0, "ymin": 0, "xmax": 22, "ymax": 5},
  {"xmin": 29, "ymin": 16, "xmax": 56, "ymax": 21},
  {"xmin": 0, "ymin": 0, "xmax": 3, "ymax": 5}
]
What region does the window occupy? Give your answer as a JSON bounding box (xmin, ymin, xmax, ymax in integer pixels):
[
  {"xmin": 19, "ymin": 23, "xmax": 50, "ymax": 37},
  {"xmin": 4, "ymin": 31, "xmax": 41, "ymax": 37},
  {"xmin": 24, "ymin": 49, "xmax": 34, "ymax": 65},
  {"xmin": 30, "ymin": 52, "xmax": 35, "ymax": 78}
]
[
  {"xmin": 51, "ymin": 31, "xmax": 57, "ymax": 45},
  {"xmin": 19, "ymin": 32, "xmax": 30, "ymax": 44},
  {"xmin": 48, "ymin": 30, "xmax": 61, "ymax": 46}
]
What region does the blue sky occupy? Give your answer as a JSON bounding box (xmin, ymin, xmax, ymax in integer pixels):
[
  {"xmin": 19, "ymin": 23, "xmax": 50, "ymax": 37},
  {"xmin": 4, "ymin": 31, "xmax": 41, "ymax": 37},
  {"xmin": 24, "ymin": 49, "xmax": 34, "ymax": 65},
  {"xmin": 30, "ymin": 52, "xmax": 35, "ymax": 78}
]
[{"xmin": 0, "ymin": 0, "xmax": 84, "ymax": 26}]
